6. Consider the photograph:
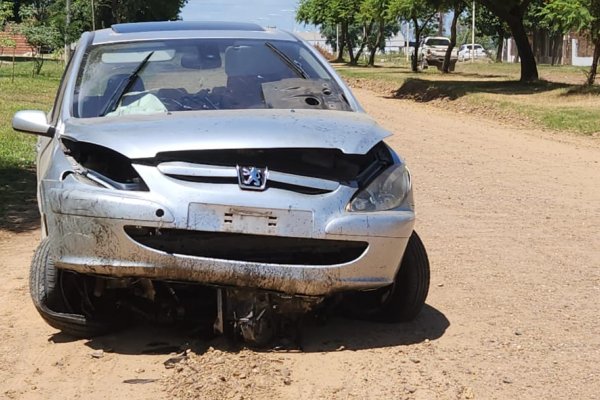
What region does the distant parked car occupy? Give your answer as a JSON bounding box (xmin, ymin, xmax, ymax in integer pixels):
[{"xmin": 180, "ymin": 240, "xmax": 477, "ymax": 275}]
[
  {"xmin": 457, "ymin": 44, "xmax": 488, "ymax": 62},
  {"xmin": 418, "ymin": 36, "xmax": 458, "ymax": 71}
]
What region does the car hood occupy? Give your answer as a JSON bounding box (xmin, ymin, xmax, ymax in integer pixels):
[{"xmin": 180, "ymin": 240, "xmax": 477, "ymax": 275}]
[{"xmin": 62, "ymin": 109, "xmax": 390, "ymax": 158}]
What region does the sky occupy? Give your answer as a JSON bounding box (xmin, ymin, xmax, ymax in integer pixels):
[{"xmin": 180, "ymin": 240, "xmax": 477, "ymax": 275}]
[{"xmin": 180, "ymin": 0, "xmax": 315, "ymax": 32}]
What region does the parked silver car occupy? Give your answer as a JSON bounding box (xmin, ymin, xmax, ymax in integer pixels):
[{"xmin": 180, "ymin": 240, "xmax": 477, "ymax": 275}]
[
  {"xmin": 457, "ymin": 44, "xmax": 489, "ymax": 62},
  {"xmin": 14, "ymin": 21, "xmax": 429, "ymax": 345}
]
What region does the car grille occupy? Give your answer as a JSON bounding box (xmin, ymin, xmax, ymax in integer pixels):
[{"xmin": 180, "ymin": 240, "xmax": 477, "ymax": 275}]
[
  {"xmin": 125, "ymin": 226, "xmax": 368, "ymax": 265},
  {"xmin": 135, "ymin": 145, "xmax": 393, "ymax": 194}
]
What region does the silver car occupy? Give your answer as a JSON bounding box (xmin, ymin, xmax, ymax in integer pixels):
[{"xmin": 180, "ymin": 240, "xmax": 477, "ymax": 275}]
[
  {"xmin": 457, "ymin": 44, "xmax": 489, "ymax": 62},
  {"xmin": 14, "ymin": 21, "xmax": 429, "ymax": 345}
]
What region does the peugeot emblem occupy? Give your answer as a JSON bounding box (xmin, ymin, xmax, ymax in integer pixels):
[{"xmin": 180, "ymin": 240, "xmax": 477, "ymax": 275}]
[{"xmin": 237, "ymin": 166, "xmax": 268, "ymax": 191}]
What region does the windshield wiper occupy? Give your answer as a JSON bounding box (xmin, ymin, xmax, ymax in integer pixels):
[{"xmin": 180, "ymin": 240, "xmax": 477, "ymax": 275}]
[
  {"xmin": 99, "ymin": 51, "xmax": 154, "ymax": 117},
  {"xmin": 265, "ymin": 42, "xmax": 309, "ymax": 79}
]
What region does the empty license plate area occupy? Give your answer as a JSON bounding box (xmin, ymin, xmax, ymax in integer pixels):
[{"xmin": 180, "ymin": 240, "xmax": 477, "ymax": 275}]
[{"xmin": 188, "ymin": 203, "xmax": 314, "ymax": 237}]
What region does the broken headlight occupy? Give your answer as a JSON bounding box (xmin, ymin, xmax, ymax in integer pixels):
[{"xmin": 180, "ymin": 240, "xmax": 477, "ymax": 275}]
[
  {"xmin": 347, "ymin": 164, "xmax": 411, "ymax": 212},
  {"xmin": 63, "ymin": 139, "xmax": 148, "ymax": 191}
]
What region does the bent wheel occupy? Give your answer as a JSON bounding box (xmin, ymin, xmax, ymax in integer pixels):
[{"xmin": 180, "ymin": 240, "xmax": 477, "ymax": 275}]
[
  {"xmin": 343, "ymin": 231, "xmax": 430, "ymax": 322},
  {"xmin": 29, "ymin": 239, "xmax": 111, "ymax": 338}
]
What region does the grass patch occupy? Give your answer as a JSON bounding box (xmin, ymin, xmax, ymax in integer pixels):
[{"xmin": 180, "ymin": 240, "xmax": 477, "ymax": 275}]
[
  {"xmin": 337, "ymin": 62, "xmax": 600, "ymax": 136},
  {"xmin": 0, "ymin": 60, "xmax": 63, "ymax": 231},
  {"xmin": 535, "ymin": 108, "xmax": 600, "ymax": 135}
]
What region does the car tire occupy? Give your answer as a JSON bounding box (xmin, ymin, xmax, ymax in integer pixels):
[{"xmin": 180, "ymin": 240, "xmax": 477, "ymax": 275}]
[
  {"xmin": 342, "ymin": 231, "xmax": 430, "ymax": 322},
  {"xmin": 29, "ymin": 239, "xmax": 111, "ymax": 338}
]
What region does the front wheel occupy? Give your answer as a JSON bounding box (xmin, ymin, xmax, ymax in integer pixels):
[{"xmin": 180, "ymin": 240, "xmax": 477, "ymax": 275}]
[
  {"xmin": 29, "ymin": 239, "xmax": 113, "ymax": 337},
  {"xmin": 342, "ymin": 231, "xmax": 430, "ymax": 322}
]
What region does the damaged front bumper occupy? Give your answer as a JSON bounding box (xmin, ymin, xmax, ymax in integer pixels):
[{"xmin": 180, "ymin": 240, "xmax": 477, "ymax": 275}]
[{"xmin": 44, "ymin": 173, "xmax": 415, "ymax": 297}]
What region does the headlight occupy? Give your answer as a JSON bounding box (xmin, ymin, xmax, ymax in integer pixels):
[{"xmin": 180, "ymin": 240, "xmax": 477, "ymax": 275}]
[
  {"xmin": 62, "ymin": 138, "xmax": 148, "ymax": 191},
  {"xmin": 347, "ymin": 164, "xmax": 411, "ymax": 212}
]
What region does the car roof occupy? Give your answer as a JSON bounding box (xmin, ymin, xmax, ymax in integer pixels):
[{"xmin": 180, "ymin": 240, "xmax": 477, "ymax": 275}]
[{"xmin": 91, "ymin": 21, "xmax": 298, "ymax": 45}]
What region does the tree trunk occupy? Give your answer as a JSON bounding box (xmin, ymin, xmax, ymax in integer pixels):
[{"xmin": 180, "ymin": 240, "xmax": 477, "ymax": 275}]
[
  {"xmin": 335, "ymin": 39, "xmax": 346, "ymax": 63},
  {"xmin": 12, "ymin": 47, "xmax": 15, "ymax": 82},
  {"xmin": 443, "ymin": 4, "xmax": 461, "ymax": 73},
  {"xmin": 411, "ymin": 17, "xmax": 420, "ymax": 72},
  {"xmin": 551, "ymin": 34, "xmax": 562, "ymax": 66},
  {"xmin": 496, "ymin": 36, "xmax": 504, "ymax": 63},
  {"xmin": 342, "ymin": 20, "xmax": 357, "ymax": 64},
  {"xmin": 335, "ymin": 21, "xmax": 348, "ymax": 63},
  {"xmin": 586, "ymin": 38, "xmax": 600, "ymax": 86},
  {"xmin": 506, "ymin": 16, "xmax": 538, "ymax": 82},
  {"xmin": 355, "ymin": 22, "xmax": 374, "ymax": 64},
  {"xmin": 477, "ymin": 0, "xmax": 539, "ymax": 82},
  {"xmin": 367, "ymin": 22, "xmax": 385, "ymax": 67},
  {"xmin": 348, "ymin": 36, "xmax": 356, "ymax": 65}
]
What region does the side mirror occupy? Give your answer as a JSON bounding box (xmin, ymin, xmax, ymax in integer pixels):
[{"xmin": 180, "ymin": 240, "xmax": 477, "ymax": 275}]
[{"xmin": 12, "ymin": 110, "xmax": 53, "ymax": 137}]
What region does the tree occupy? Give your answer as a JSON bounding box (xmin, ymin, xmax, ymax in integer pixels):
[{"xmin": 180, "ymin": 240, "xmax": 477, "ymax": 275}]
[
  {"xmin": 442, "ymin": 0, "xmax": 466, "ymax": 72},
  {"xmin": 357, "ymin": 0, "xmax": 400, "ymax": 66},
  {"xmin": 297, "ymin": 0, "xmax": 363, "ymax": 63},
  {"xmin": 476, "ymin": 0, "xmax": 538, "ymax": 82},
  {"xmin": 390, "ymin": 0, "xmax": 440, "ymax": 72},
  {"xmin": 49, "ymin": 0, "xmax": 93, "ymax": 47},
  {"xmin": 95, "ymin": 0, "xmax": 187, "ymax": 27},
  {"xmin": 17, "ymin": 3, "xmax": 60, "ymax": 76},
  {"xmin": 0, "ymin": 0, "xmax": 13, "ymax": 28},
  {"xmin": 537, "ymin": 0, "xmax": 590, "ymax": 65},
  {"xmin": 590, "ymin": 0, "xmax": 600, "ymax": 85},
  {"xmin": 537, "ymin": 0, "xmax": 600, "ymax": 84}
]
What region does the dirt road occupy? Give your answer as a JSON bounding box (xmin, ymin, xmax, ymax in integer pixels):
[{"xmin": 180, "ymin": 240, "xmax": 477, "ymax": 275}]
[{"xmin": 1, "ymin": 88, "xmax": 598, "ymax": 400}]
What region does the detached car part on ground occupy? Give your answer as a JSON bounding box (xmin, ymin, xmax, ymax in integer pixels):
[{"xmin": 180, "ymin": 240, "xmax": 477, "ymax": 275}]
[
  {"xmin": 14, "ymin": 21, "xmax": 430, "ymax": 346},
  {"xmin": 418, "ymin": 36, "xmax": 458, "ymax": 71}
]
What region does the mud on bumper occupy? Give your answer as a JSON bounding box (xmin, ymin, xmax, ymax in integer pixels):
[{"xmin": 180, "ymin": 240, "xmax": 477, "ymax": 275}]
[{"xmin": 48, "ymin": 213, "xmax": 414, "ymax": 297}]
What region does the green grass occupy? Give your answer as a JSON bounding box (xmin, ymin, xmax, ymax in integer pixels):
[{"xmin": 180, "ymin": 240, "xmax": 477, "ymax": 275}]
[
  {"xmin": 0, "ymin": 60, "xmax": 63, "ymax": 231},
  {"xmin": 535, "ymin": 108, "xmax": 600, "ymax": 134},
  {"xmin": 336, "ymin": 62, "xmax": 600, "ymax": 135}
]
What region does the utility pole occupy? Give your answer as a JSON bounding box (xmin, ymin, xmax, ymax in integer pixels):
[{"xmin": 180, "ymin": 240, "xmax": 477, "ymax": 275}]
[
  {"xmin": 65, "ymin": 0, "xmax": 71, "ymax": 62},
  {"xmin": 336, "ymin": 23, "xmax": 340, "ymax": 59},
  {"xmin": 471, "ymin": 1, "xmax": 475, "ymax": 62},
  {"xmin": 405, "ymin": 20, "xmax": 410, "ymax": 63},
  {"xmin": 91, "ymin": 0, "xmax": 96, "ymax": 31}
]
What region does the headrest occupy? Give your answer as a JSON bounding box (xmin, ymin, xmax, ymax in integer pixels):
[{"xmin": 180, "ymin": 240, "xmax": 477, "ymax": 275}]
[
  {"xmin": 225, "ymin": 45, "xmax": 286, "ymax": 77},
  {"xmin": 181, "ymin": 44, "xmax": 222, "ymax": 69}
]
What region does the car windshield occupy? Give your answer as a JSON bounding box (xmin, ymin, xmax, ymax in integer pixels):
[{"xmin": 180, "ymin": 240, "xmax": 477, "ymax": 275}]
[
  {"xmin": 73, "ymin": 38, "xmax": 348, "ymax": 118},
  {"xmin": 426, "ymin": 39, "xmax": 450, "ymax": 46}
]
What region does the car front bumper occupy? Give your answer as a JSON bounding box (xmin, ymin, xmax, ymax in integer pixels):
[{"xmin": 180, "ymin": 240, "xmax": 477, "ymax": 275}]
[{"xmin": 43, "ymin": 171, "xmax": 415, "ymax": 297}]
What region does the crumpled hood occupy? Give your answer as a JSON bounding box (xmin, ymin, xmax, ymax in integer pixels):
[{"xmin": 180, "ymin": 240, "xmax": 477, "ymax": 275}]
[{"xmin": 62, "ymin": 109, "xmax": 391, "ymax": 159}]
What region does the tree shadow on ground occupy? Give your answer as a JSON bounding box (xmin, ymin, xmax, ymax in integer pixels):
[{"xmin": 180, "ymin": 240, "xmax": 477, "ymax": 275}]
[
  {"xmin": 390, "ymin": 78, "xmax": 572, "ymax": 102},
  {"xmin": 54, "ymin": 304, "xmax": 448, "ymax": 356},
  {"xmin": 0, "ymin": 166, "xmax": 39, "ymax": 233},
  {"xmin": 561, "ymin": 85, "xmax": 600, "ymax": 96}
]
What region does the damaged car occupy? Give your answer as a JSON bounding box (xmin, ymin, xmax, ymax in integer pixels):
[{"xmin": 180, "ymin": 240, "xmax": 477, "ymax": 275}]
[{"xmin": 14, "ymin": 21, "xmax": 430, "ymax": 345}]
